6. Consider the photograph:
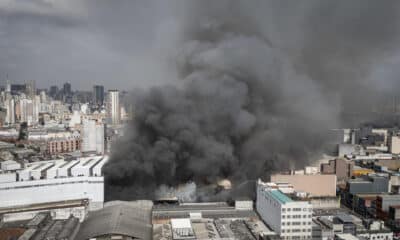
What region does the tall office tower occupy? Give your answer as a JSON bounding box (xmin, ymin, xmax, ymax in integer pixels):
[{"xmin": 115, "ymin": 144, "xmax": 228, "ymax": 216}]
[
  {"xmin": 63, "ymin": 82, "xmax": 72, "ymax": 95},
  {"xmin": 25, "ymin": 80, "xmax": 36, "ymax": 98},
  {"xmin": 5, "ymin": 97, "xmax": 15, "ymax": 125},
  {"xmin": 19, "ymin": 98, "xmax": 35, "ymax": 125},
  {"xmin": 49, "ymin": 86, "xmax": 58, "ymax": 98},
  {"xmin": 81, "ymin": 119, "xmax": 105, "ymax": 154},
  {"xmin": 107, "ymin": 90, "xmax": 120, "ymax": 125},
  {"xmin": 93, "ymin": 85, "xmax": 105, "ymax": 106}
]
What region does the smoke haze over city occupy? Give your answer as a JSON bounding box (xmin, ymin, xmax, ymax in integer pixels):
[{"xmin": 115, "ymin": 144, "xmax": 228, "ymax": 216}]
[
  {"xmin": 2, "ymin": 0, "xmax": 400, "ymax": 201},
  {"xmin": 101, "ymin": 1, "xmax": 400, "ymax": 201},
  {"xmin": 5, "ymin": 2, "xmax": 400, "ymax": 239}
]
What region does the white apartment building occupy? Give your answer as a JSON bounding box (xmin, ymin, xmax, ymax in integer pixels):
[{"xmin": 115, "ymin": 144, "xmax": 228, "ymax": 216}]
[
  {"xmin": 81, "ymin": 119, "xmax": 105, "ymax": 154},
  {"xmin": 0, "ymin": 156, "xmax": 108, "ymax": 211},
  {"xmin": 5, "ymin": 97, "xmax": 15, "ymax": 125},
  {"xmin": 19, "ymin": 98, "xmax": 38, "ymax": 125},
  {"xmin": 257, "ymin": 179, "xmax": 313, "ymax": 239}
]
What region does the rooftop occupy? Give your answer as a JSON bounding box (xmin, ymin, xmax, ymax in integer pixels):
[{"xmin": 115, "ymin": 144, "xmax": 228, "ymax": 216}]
[
  {"xmin": 171, "ymin": 218, "xmax": 192, "ymax": 229},
  {"xmin": 76, "ymin": 201, "xmax": 153, "ymax": 240},
  {"xmin": 269, "ymin": 190, "xmax": 293, "ymax": 204}
]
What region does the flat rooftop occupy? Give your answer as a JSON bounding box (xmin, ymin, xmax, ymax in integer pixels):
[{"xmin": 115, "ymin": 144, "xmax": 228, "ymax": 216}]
[{"xmin": 270, "ymin": 190, "xmax": 293, "ymax": 204}]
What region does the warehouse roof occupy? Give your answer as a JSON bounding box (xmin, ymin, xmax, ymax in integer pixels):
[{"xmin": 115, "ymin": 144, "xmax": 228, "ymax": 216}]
[{"xmin": 76, "ymin": 201, "xmax": 153, "ymax": 240}]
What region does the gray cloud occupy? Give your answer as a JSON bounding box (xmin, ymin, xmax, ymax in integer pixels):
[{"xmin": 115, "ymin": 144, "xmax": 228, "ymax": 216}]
[{"xmin": 103, "ymin": 1, "xmax": 400, "ymax": 201}]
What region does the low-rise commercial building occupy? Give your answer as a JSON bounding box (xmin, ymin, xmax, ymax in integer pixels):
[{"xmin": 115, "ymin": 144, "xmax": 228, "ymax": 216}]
[
  {"xmin": 321, "ymin": 158, "xmax": 354, "ymax": 183},
  {"xmin": 0, "ymin": 156, "xmax": 108, "ymax": 211}
]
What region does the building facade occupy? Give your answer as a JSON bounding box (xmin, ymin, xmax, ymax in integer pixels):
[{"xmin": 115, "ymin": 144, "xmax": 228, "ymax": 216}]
[
  {"xmin": 47, "ymin": 137, "xmax": 81, "ymax": 155},
  {"xmin": 271, "ymin": 173, "xmax": 337, "ymax": 197},
  {"xmin": 92, "ymin": 85, "xmax": 104, "ymax": 106},
  {"xmin": 321, "ymin": 158, "xmax": 354, "ymax": 183},
  {"xmin": 0, "ymin": 156, "xmax": 108, "ymax": 211},
  {"xmin": 257, "ymin": 179, "xmax": 313, "ymax": 239},
  {"xmin": 81, "ymin": 119, "xmax": 105, "ymax": 154},
  {"xmin": 107, "ymin": 90, "xmax": 120, "ymax": 125}
]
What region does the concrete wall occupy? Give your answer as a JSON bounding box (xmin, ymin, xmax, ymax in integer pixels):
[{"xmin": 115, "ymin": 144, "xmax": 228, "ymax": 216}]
[
  {"xmin": 2, "ymin": 206, "xmax": 87, "ymax": 222},
  {"xmin": 271, "ymin": 174, "xmax": 337, "ymax": 197},
  {"xmin": 0, "ymin": 176, "xmax": 104, "ymax": 210},
  {"xmin": 390, "ymin": 136, "xmax": 400, "ymax": 154}
]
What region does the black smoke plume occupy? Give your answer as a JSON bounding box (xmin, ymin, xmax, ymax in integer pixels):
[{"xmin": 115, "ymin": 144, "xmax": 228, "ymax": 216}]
[{"xmin": 104, "ymin": 1, "xmax": 400, "ymax": 201}]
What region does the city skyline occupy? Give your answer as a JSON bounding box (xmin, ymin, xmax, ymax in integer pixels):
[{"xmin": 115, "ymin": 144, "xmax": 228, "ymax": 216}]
[{"xmin": 1, "ymin": 1, "xmax": 400, "ymax": 239}]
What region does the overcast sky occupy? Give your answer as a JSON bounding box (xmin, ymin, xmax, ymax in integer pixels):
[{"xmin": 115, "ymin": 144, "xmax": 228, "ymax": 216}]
[
  {"xmin": 0, "ymin": 0, "xmax": 182, "ymax": 90},
  {"xmin": 1, "ymin": 0, "xmax": 400, "ymax": 92}
]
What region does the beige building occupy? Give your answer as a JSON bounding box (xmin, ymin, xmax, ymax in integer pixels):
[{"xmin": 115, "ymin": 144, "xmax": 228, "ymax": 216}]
[
  {"xmin": 389, "ymin": 135, "xmax": 400, "ymax": 154},
  {"xmin": 271, "ymin": 173, "xmax": 337, "ymax": 197}
]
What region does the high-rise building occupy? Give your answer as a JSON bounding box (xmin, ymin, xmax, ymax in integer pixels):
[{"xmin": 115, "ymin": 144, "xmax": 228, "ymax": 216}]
[
  {"xmin": 49, "ymin": 86, "xmax": 58, "ymax": 98},
  {"xmin": 107, "ymin": 90, "xmax": 120, "ymax": 125},
  {"xmin": 25, "ymin": 80, "xmax": 36, "ymax": 98},
  {"xmin": 33, "ymin": 95, "xmax": 40, "ymax": 124},
  {"xmin": 95, "ymin": 123, "xmax": 105, "ymax": 154},
  {"xmin": 19, "ymin": 98, "xmax": 35, "ymax": 125},
  {"xmin": 40, "ymin": 90, "xmax": 47, "ymax": 103},
  {"xmin": 11, "ymin": 84, "xmax": 26, "ymax": 94},
  {"xmin": 81, "ymin": 119, "xmax": 105, "ymax": 154},
  {"xmin": 81, "ymin": 119, "xmax": 96, "ymax": 153},
  {"xmin": 5, "ymin": 97, "xmax": 15, "ymax": 125},
  {"xmin": 93, "ymin": 85, "xmax": 105, "ymax": 106},
  {"xmin": 6, "ymin": 78, "xmax": 11, "ymax": 93},
  {"xmin": 63, "ymin": 82, "xmax": 72, "ymax": 95}
]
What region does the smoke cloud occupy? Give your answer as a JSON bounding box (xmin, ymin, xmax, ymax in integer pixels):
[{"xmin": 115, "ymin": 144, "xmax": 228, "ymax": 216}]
[{"xmin": 103, "ymin": 1, "xmax": 400, "ymax": 201}]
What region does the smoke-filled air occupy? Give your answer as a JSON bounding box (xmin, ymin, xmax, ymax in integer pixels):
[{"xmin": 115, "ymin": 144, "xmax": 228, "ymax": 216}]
[{"xmin": 103, "ymin": 1, "xmax": 400, "ymax": 201}]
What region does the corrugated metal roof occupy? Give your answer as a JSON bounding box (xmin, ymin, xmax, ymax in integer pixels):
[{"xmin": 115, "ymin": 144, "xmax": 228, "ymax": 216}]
[{"xmin": 76, "ymin": 201, "xmax": 153, "ymax": 240}]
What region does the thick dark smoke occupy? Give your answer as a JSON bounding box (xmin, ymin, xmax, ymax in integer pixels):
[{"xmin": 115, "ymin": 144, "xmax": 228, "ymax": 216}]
[{"xmin": 104, "ymin": 1, "xmax": 400, "ymax": 201}]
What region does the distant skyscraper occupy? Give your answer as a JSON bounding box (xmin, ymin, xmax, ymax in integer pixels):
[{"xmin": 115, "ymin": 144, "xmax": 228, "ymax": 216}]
[
  {"xmin": 93, "ymin": 85, "xmax": 104, "ymax": 106},
  {"xmin": 19, "ymin": 98, "xmax": 35, "ymax": 125},
  {"xmin": 5, "ymin": 97, "xmax": 15, "ymax": 125},
  {"xmin": 6, "ymin": 78, "xmax": 10, "ymax": 93},
  {"xmin": 40, "ymin": 91, "xmax": 47, "ymax": 103},
  {"xmin": 25, "ymin": 80, "xmax": 36, "ymax": 98},
  {"xmin": 107, "ymin": 90, "xmax": 120, "ymax": 125},
  {"xmin": 49, "ymin": 86, "xmax": 58, "ymax": 98},
  {"xmin": 11, "ymin": 84, "xmax": 26, "ymax": 94},
  {"xmin": 63, "ymin": 82, "xmax": 72, "ymax": 95},
  {"xmin": 19, "ymin": 97, "xmax": 38, "ymax": 126}
]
